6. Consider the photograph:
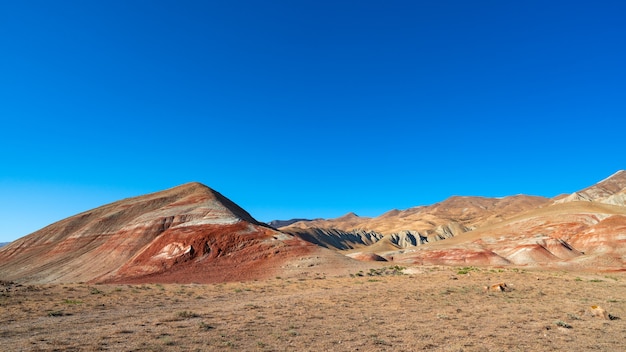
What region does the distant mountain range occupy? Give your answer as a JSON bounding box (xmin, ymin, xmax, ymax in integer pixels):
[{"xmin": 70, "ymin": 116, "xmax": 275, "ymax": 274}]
[
  {"xmin": 268, "ymin": 218, "xmax": 318, "ymax": 228},
  {"xmin": 1, "ymin": 170, "xmax": 625, "ymax": 284},
  {"xmin": 281, "ymin": 170, "xmax": 626, "ymax": 268},
  {"xmin": 0, "ymin": 242, "xmax": 9, "ymax": 248}
]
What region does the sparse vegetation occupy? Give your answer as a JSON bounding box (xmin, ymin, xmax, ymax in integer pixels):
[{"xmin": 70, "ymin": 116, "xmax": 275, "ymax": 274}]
[
  {"xmin": 47, "ymin": 310, "xmax": 64, "ymax": 317},
  {"xmin": 199, "ymin": 321, "xmax": 214, "ymax": 330},
  {"xmin": 89, "ymin": 287, "xmax": 104, "ymax": 295},
  {"xmin": 457, "ymin": 266, "xmax": 479, "ymax": 275},
  {"xmin": 353, "ymin": 265, "xmax": 406, "ymax": 277},
  {"xmin": 554, "ymin": 320, "xmax": 572, "ymax": 329},
  {"xmin": 2, "ymin": 270, "xmax": 625, "ymax": 351},
  {"xmin": 177, "ymin": 310, "xmax": 200, "ymax": 319},
  {"xmin": 62, "ymin": 299, "xmax": 82, "ymax": 304}
]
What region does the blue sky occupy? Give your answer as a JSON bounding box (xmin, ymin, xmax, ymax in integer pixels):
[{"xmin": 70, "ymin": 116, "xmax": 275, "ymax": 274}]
[{"xmin": 1, "ymin": 1, "xmax": 625, "ymax": 242}]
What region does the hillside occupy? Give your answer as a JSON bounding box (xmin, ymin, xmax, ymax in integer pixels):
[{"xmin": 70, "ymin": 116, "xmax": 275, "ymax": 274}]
[
  {"xmin": 2, "ymin": 171, "xmax": 625, "ymax": 285},
  {"xmin": 555, "ymin": 170, "xmax": 626, "ymax": 205},
  {"xmin": 285, "ymin": 171, "xmax": 626, "ymax": 270},
  {"xmin": 0, "ymin": 183, "xmax": 359, "ymax": 284},
  {"xmin": 283, "ymin": 195, "xmax": 550, "ymax": 251}
]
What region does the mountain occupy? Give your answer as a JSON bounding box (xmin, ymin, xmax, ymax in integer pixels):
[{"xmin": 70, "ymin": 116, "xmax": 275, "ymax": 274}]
[
  {"xmin": 2, "ymin": 171, "xmax": 624, "ymax": 282},
  {"xmin": 283, "ymin": 195, "xmax": 550, "ymax": 249},
  {"xmin": 555, "ymin": 170, "xmax": 626, "ymax": 205},
  {"xmin": 287, "ymin": 212, "xmax": 369, "ymax": 231},
  {"xmin": 362, "ymin": 171, "xmax": 626, "ymax": 269},
  {"xmin": 268, "ymin": 218, "xmax": 317, "ymax": 228},
  {"xmin": 285, "ymin": 171, "xmax": 626, "ymax": 269},
  {"xmin": 0, "ymin": 183, "xmax": 356, "ymax": 284},
  {"xmin": 280, "ymin": 227, "xmax": 384, "ymax": 250},
  {"xmin": 386, "ymin": 201, "xmax": 626, "ymax": 269}
]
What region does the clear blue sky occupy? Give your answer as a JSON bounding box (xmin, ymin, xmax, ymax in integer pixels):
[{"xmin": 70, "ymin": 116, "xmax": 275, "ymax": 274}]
[{"xmin": 1, "ymin": 1, "xmax": 625, "ymax": 242}]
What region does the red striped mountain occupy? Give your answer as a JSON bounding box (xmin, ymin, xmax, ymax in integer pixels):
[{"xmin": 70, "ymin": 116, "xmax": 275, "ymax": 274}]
[
  {"xmin": 283, "ymin": 171, "xmax": 626, "ymax": 270},
  {"xmin": 0, "ymin": 183, "xmax": 355, "ymax": 284}
]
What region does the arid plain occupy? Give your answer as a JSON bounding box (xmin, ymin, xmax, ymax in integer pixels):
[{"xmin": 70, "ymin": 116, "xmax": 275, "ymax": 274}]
[{"xmin": 2, "ymin": 266, "xmax": 625, "ymax": 351}]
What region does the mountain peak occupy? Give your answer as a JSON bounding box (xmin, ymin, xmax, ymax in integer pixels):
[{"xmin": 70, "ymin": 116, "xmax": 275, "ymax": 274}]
[
  {"xmin": 598, "ymin": 170, "xmax": 626, "ymax": 184},
  {"xmin": 337, "ymin": 212, "xmax": 359, "ymax": 219},
  {"xmin": 555, "ymin": 170, "xmax": 626, "ymax": 204},
  {"xmin": 579, "ymin": 170, "xmax": 626, "ymax": 197},
  {"xmin": 0, "ymin": 183, "xmax": 312, "ymax": 284}
]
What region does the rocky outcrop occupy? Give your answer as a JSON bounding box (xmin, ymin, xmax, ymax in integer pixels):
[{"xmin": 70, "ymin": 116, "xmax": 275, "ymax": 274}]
[
  {"xmin": 386, "ymin": 222, "xmax": 468, "ymax": 248},
  {"xmin": 388, "ymin": 231, "xmax": 428, "ymax": 248},
  {"xmin": 282, "ymin": 227, "xmax": 384, "ymax": 250}
]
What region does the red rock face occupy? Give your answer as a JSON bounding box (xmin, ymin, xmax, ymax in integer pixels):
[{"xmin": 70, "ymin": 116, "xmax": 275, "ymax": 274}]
[
  {"xmin": 101, "ymin": 222, "xmax": 315, "ymax": 284},
  {"xmin": 391, "ymin": 247, "xmax": 510, "ymax": 266},
  {"xmin": 0, "ymin": 183, "xmax": 317, "ymax": 284}
]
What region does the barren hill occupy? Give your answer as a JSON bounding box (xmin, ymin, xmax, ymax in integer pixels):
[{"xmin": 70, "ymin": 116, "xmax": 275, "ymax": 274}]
[
  {"xmin": 0, "ymin": 183, "xmax": 357, "ymax": 284},
  {"xmin": 285, "ymin": 171, "xmax": 626, "ymax": 270},
  {"xmin": 283, "ymin": 195, "xmax": 550, "ymax": 250},
  {"xmin": 555, "ymin": 170, "xmax": 626, "ymax": 206},
  {"xmin": 2, "ymin": 171, "xmax": 625, "ymax": 283},
  {"xmin": 267, "ymin": 218, "xmax": 315, "ymax": 228},
  {"xmin": 386, "ymin": 201, "xmax": 626, "ymax": 269}
]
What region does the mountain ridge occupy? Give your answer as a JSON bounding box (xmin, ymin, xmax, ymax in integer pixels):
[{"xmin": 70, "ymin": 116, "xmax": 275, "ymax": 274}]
[
  {"xmin": 2, "ymin": 171, "xmax": 625, "ymax": 284},
  {"xmin": 282, "ymin": 171, "xmax": 626, "ymax": 269},
  {"xmin": 0, "ymin": 182, "xmax": 353, "ymax": 284}
]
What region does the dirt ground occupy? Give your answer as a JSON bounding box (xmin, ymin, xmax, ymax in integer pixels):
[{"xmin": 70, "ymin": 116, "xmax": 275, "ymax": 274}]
[{"xmin": 1, "ymin": 266, "xmax": 625, "ymax": 351}]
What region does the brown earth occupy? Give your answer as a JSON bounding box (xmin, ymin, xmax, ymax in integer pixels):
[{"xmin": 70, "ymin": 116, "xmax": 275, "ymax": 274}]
[{"xmin": 1, "ymin": 267, "xmax": 624, "ymax": 351}]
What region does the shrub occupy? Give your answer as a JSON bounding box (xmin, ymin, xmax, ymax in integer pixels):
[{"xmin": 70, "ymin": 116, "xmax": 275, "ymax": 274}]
[{"xmin": 554, "ymin": 320, "xmax": 572, "ymax": 329}]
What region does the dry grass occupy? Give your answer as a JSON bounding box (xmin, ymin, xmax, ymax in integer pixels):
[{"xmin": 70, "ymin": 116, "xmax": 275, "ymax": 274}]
[{"xmin": 1, "ymin": 267, "xmax": 625, "ymax": 351}]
